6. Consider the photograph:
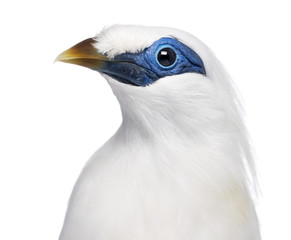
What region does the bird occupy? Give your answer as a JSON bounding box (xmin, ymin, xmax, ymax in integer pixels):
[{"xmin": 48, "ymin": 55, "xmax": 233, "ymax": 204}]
[{"xmin": 56, "ymin": 25, "xmax": 261, "ymax": 240}]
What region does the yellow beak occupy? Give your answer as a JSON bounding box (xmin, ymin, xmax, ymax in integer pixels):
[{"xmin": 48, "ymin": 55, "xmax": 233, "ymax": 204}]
[{"xmin": 55, "ymin": 38, "xmax": 109, "ymax": 70}]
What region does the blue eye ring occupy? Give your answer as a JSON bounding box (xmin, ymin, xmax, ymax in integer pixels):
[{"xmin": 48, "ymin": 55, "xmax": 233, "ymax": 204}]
[{"xmin": 155, "ymin": 44, "xmax": 178, "ymax": 69}]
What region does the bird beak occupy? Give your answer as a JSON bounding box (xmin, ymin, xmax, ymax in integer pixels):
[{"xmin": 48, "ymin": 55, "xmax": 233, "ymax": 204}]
[
  {"xmin": 55, "ymin": 38, "xmax": 109, "ymax": 70},
  {"xmin": 56, "ymin": 37, "xmax": 155, "ymax": 86}
]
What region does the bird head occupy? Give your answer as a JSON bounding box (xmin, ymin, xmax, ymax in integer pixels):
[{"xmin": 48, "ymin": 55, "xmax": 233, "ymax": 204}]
[{"xmin": 56, "ymin": 25, "xmax": 242, "ymax": 137}]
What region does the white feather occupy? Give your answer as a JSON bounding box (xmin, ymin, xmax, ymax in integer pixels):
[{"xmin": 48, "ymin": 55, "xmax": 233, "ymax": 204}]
[{"xmin": 59, "ymin": 25, "xmax": 260, "ymax": 240}]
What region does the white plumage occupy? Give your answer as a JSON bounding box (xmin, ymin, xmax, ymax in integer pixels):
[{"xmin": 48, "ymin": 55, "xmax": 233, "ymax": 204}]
[{"xmin": 57, "ymin": 25, "xmax": 260, "ymax": 240}]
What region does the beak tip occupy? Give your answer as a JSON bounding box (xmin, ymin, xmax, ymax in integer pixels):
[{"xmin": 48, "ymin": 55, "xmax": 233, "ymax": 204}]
[
  {"xmin": 54, "ymin": 51, "xmax": 67, "ymax": 63},
  {"xmin": 54, "ymin": 57, "xmax": 59, "ymax": 63}
]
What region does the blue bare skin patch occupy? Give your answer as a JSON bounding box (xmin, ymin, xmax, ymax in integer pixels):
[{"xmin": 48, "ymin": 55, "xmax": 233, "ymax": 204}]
[{"xmin": 98, "ymin": 38, "xmax": 206, "ymax": 86}]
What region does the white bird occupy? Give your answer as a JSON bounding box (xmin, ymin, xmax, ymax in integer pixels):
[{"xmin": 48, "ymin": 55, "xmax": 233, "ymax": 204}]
[{"xmin": 56, "ymin": 25, "xmax": 260, "ymax": 240}]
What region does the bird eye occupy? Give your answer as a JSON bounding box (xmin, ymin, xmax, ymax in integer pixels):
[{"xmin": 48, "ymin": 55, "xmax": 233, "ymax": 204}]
[{"xmin": 156, "ymin": 47, "xmax": 177, "ymax": 68}]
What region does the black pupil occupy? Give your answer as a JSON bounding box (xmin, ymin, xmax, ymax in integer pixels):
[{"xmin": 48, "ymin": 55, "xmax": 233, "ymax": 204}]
[{"xmin": 157, "ymin": 48, "xmax": 176, "ymax": 67}]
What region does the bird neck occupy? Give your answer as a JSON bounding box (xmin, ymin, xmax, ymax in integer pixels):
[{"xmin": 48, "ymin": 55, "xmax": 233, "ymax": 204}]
[
  {"xmin": 106, "ymin": 75, "xmax": 255, "ymax": 190},
  {"xmin": 107, "ymin": 75, "xmax": 230, "ymax": 144}
]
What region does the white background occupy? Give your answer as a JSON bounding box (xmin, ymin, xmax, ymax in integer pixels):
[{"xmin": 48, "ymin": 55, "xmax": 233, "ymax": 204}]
[{"xmin": 0, "ymin": 0, "xmax": 290, "ymax": 239}]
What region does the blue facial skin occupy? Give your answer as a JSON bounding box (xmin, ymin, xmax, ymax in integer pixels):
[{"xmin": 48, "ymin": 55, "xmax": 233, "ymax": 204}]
[{"xmin": 98, "ymin": 38, "xmax": 206, "ymax": 86}]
